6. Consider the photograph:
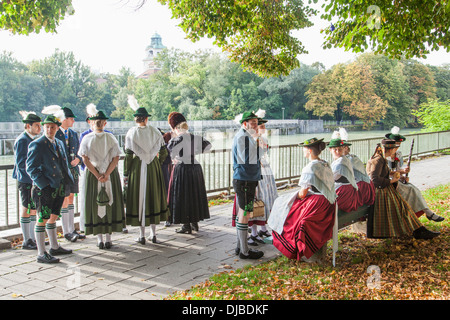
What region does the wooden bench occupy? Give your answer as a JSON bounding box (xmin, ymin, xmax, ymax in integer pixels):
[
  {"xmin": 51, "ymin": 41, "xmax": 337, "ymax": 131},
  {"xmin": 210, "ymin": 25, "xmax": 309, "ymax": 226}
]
[{"xmin": 332, "ymin": 204, "xmax": 372, "ymax": 266}]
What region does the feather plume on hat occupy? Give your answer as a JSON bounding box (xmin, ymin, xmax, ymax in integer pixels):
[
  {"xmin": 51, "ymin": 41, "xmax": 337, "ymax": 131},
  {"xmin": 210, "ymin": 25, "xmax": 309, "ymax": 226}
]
[
  {"xmin": 42, "ymin": 105, "xmax": 65, "ymax": 122},
  {"xmin": 234, "ymin": 113, "xmax": 243, "ymax": 125},
  {"xmin": 391, "ymin": 126, "xmax": 400, "ymax": 135},
  {"xmin": 19, "ymin": 111, "xmax": 36, "ymax": 120},
  {"xmin": 255, "ymin": 109, "xmax": 266, "ymax": 119},
  {"xmin": 339, "ymin": 127, "xmax": 349, "ymax": 141},
  {"xmin": 127, "ymin": 95, "xmax": 140, "ymax": 111},
  {"xmin": 86, "ymin": 103, "xmax": 98, "ymax": 118},
  {"xmin": 331, "ymin": 130, "xmax": 341, "ymax": 140}
]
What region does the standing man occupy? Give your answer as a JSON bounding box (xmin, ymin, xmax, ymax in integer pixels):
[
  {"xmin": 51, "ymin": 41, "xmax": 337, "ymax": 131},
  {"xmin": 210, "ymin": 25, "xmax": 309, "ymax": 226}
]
[
  {"xmin": 232, "ymin": 111, "xmax": 264, "ymax": 260},
  {"xmin": 55, "ymin": 107, "xmax": 85, "ymax": 242},
  {"xmin": 27, "ymin": 111, "xmax": 74, "ymax": 263},
  {"xmin": 13, "ymin": 111, "xmax": 42, "ymax": 250}
]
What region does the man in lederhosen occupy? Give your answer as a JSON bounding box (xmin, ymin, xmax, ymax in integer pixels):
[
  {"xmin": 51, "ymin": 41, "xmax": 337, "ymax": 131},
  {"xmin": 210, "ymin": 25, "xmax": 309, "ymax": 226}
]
[
  {"xmin": 13, "ymin": 111, "xmax": 42, "ymax": 250},
  {"xmin": 55, "ymin": 107, "xmax": 86, "ymax": 242},
  {"xmin": 232, "ymin": 111, "xmax": 264, "ymax": 260},
  {"xmin": 26, "ymin": 111, "xmax": 74, "ymax": 263}
]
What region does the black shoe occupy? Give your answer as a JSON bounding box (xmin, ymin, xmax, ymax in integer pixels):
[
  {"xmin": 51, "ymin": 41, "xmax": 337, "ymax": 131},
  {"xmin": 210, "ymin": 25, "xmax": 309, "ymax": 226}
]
[
  {"xmin": 97, "ymin": 242, "xmax": 104, "ymax": 249},
  {"xmin": 191, "ymin": 222, "xmax": 199, "ymax": 232},
  {"xmin": 37, "ymin": 252, "xmax": 60, "ymax": 264},
  {"xmin": 150, "ymin": 236, "xmax": 160, "ymax": 244},
  {"xmin": 239, "ymin": 249, "xmax": 264, "ymax": 259},
  {"xmin": 413, "ymin": 226, "xmax": 440, "ymax": 240},
  {"xmin": 64, "ymin": 233, "xmax": 78, "ymax": 242},
  {"xmin": 250, "ymin": 235, "xmax": 265, "ymax": 244},
  {"xmin": 235, "ymin": 247, "xmax": 240, "ymax": 255},
  {"xmin": 176, "ymin": 225, "xmax": 192, "ymax": 234},
  {"xmin": 22, "ymin": 239, "xmax": 37, "ymax": 250},
  {"xmin": 164, "ymin": 221, "xmax": 172, "ymax": 227},
  {"xmin": 248, "ymin": 237, "xmax": 258, "ymax": 246},
  {"xmin": 105, "ymin": 242, "xmax": 112, "ymax": 249},
  {"xmin": 136, "ymin": 237, "xmax": 146, "ymax": 245},
  {"xmin": 258, "ymin": 230, "xmax": 271, "ymax": 238},
  {"xmin": 49, "ymin": 246, "xmax": 72, "ymax": 256},
  {"xmin": 73, "ymin": 230, "xmax": 86, "ymax": 239},
  {"xmin": 426, "ymin": 213, "xmax": 445, "ymax": 222}
]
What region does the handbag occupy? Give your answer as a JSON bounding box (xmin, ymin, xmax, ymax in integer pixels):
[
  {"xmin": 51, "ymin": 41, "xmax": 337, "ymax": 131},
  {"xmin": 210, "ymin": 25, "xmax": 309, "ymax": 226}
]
[
  {"xmin": 96, "ymin": 183, "xmax": 110, "ymax": 206},
  {"xmin": 250, "ymin": 199, "xmax": 265, "ymax": 218}
]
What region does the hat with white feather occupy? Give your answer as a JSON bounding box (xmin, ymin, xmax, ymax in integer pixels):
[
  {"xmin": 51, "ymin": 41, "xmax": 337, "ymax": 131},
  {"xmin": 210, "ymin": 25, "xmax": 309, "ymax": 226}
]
[
  {"xmin": 385, "ymin": 126, "xmax": 406, "ymax": 142},
  {"xmin": 128, "ymin": 95, "xmax": 150, "ymax": 118},
  {"xmin": 19, "ymin": 111, "xmax": 41, "ymax": 124},
  {"xmin": 86, "ymin": 103, "xmax": 109, "ymax": 121},
  {"xmin": 328, "ymin": 130, "xmax": 346, "ymax": 148},
  {"xmin": 338, "ymin": 127, "xmax": 351, "ymax": 146},
  {"xmin": 255, "ymin": 108, "xmax": 268, "ymax": 125},
  {"xmin": 41, "ymin": 105, "xmax": 65, "ymax": 126}
]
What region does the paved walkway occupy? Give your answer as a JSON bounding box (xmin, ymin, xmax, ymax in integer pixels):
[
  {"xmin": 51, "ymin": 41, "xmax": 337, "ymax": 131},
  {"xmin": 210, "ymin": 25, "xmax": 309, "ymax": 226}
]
[{"xmin": 0, "ymin": 155, "xmax": 448, "ymax": 300}]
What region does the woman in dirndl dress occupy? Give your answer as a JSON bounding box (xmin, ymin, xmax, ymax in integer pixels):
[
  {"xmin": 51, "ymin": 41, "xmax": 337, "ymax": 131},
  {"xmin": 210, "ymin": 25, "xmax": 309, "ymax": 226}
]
[
  {"xmin": 78, "ymin": 107, "xmax": 125, "ymax": 249},
  {"xmin": 124, "ymin": 97, "xmax": 169, "ymax": 244},
  {"xmin": 338, "ymin": 128, "xmax": 375, "ymax": 206},
  {"xmin": 166, "ymin": 112, "xmax": 212, "ymax": 234},
  {"xmin": 328, "ymin": 132, "xmax": 360, "ymax": 213},
  {"xmin": 268, "ymin": 138, "xmax": 337, "ymax": 262},
  {"xmin": 365, "ymin": 139, "xmax": 440, "ymax": 240}
]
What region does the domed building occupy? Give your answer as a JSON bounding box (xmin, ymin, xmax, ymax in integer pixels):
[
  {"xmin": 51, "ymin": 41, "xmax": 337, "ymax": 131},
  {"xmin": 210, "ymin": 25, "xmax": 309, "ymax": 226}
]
[{"xmin": 137, "ymin": 32, "xmax": 167, "ymax": 79}]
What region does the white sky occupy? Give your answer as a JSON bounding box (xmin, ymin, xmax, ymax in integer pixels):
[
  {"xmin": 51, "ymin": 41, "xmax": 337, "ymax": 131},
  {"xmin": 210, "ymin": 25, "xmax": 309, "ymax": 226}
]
[{"xmin": 0, "ymin": 0, "xmax": 448, "ymax": 76}]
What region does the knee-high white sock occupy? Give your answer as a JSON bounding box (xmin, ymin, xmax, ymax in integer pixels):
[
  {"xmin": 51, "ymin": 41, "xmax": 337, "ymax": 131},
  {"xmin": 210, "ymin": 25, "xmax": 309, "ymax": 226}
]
[
  {"xmin": 46, "ymin": 223, "xmax": 59, "ymax": 250},
  {"xmin": 97, "ymin": 234, "xmax": 103, "ymax": 244},
  {"xmin": 236, "ymin": 221, "xmax": 249, "ymax": 255},
  {"xmin": 251, "ymin": 224, "xmax": 258, "ymax": 237},
  {"xmin": 149, "ymin": 224, "xmax": 156, "ymax": 238},
  {"xmin": 20, "ymin": 216, "xmax": 31, "ymax": 242},
  {"xmin": 68, "ymin": 204, "xmax": 75, "ymax": 233},
  {"xmin": 60, "ymin": 207, "xmax": 69, "ymax": 235},
  {"xmin": 105, "ymin": 233, "xmax": 111, "ymax": 243},
  {"xmin": 35, "ymin": 225, "xmax": 46, "ymax": 256},
  {"xmin": 29, "ymin": 215, "xmax": 36, "ymax": 241}
]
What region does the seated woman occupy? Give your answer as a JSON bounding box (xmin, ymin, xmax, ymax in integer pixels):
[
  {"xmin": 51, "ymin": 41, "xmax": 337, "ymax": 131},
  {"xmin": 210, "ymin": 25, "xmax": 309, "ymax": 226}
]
[
  {"xmin": 365, "ymin": 139, "xmax": 440, "ymax": 240},
  {"xmin": 338, "ymin": 128, "xmax": 375, "ymax": 206},
  {"xmin": 328, "ymin": 132, "xmax": 360, "ymax": 213},
  {"xmin": 268, "ymin": 137, "xmax": 337, "ymax": 262}
]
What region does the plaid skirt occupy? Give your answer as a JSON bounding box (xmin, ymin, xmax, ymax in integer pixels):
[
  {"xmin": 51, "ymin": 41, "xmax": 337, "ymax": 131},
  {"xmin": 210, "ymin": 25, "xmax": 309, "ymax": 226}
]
[{"xmin": 370, "ymin": 184, "xmax": 422, "ymax": 238}]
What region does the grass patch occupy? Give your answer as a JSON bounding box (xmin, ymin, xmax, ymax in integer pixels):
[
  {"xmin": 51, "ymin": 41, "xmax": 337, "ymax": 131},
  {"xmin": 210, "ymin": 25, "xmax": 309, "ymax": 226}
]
[{"xmin": 167, "ymin": 183, "xmax": 450, "ymax": 300}]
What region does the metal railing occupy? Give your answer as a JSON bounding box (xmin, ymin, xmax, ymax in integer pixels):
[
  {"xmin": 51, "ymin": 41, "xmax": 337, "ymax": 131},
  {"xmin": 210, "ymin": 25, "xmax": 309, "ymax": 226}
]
[{"xmin": 1, "ymin": 130, "xmax": 449, "ymax": 231}]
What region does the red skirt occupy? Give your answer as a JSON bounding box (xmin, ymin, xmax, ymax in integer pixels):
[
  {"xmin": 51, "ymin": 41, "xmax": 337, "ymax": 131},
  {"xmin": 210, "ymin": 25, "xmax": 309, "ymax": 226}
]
[
  {"xmin": 357, "ymin": 181, "xmax": 375, "ymax": 206},
  {"xmin": 336, "ymin": 184, "xmax": 360, "ymax": 213},
  {"xmin": 272, "ymin": 194, "xmax": 335, "ymax": 260}
]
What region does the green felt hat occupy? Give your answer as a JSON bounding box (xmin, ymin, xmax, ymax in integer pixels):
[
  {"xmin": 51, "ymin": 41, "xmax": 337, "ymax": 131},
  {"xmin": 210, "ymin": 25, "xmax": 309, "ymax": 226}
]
[
  {"xmin": 62, "ymin": 107, "xmax": 76, "ymax": 118},
  {"xmin": 328, "ymin": 138, "xmax": 346, "ymax": 148},
  {"xmin": 133, "ymin": 107, "xmax": 151, "ymax": 118},
  {"xmin": 240, "ymin": 111, "xmax": 259, "ymax": 124},
  {"xmin": 41, "ymin": 115, "xmax": 62, "ymax": 126},
  {"xmin": 381, "ymin": 139, "xmax": 401, "ymax": 149},
  {"xmin": 88, "ymin": 110, "xmax": 109, "ymax": 120},
  {"xmin": 299, "ymin": 137, "xmax": 324, "ymax": 147},
  {"xmin": 385, "ymin": 126, "xmax": 406, "ymax": 142},
  {"xmin": 21, "ymin": 113, "xmax": 42, "ymax": 124}
]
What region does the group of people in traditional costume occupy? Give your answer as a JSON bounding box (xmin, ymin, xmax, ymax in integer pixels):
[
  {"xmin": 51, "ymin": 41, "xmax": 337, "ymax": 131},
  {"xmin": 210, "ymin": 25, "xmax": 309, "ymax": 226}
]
[
  {"xmin": 267, "ymin": 127, "xmax": 443, "ymax": 263},
  {"xmin": 12, "ymin": 102, "xmax": 443, "ymax": 265}
]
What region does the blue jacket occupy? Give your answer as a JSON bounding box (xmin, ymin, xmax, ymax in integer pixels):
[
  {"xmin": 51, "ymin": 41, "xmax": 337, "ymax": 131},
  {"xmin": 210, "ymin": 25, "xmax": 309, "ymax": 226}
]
[
  {"xmin": 26, "ymin": 135, "xmax": 74, "ymax": 190},
  {"xmin": 55, "ymin": 127, "xmax": 81, "ymax": 175},
  {"xmin": 12, "ymin": 131, "xmax": 34, "ymax": 184},
  {"xmin": 232, "ymin": 128, "xmax": 262, "ymax": 181}
]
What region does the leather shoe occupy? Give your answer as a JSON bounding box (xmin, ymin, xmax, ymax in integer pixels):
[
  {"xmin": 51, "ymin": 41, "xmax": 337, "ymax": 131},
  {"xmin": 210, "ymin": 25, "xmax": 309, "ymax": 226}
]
[
  {"xmin": 64, "ymin": 233, "xmax": 78, "ymax": 242},
  {"xmin": 97, "ymin": 242, "xmax": 104, "ymax": 249},
  {"xmin": 22, "ymin": 239, "xmax": 37, "ymax": 250},
  {"xmin": 176, "ymin": 225, "xmax": 192, "ymax": 234},
  {"xmin": 427, "ymin": 213, "xmax": 445, "ymax": 222},
  {"xmin": 49, "ymin": 246, "xmax": 72, "ymax": 256},
  {"xmin": 191, "ymin": 222, "xmax": 199, "ymax": 232},
  {"xmin": 37, "ymin": 252, "xmax": 60, "ymax": 264},
  {"xmin": 73, "ymin": 230, "xmax": 86, "ymax": 239},
  {"xmin": 258, "ymin": 230, "xmax": 271, "ymax": 238},
  {"xmin": 136, "ymin": 237, "xmax": 146, "ymax": 245},
  {"xmin": 239, "ymin": 249, "xmax": 264, "ymax": 259},
  {"xmin": 250, "ymin": 235, "xmax": 265, "ymax": 244},
  {"xmin": 413, "ymin": 226, "xmax": 440, "ymax": 240},
  {"xmin": 150, "ymin": 236, "xmax": 161, "ymax": 244},
  {"xmin": 105, "ymin": 242, "xmax": 112, "ymax": 249}
]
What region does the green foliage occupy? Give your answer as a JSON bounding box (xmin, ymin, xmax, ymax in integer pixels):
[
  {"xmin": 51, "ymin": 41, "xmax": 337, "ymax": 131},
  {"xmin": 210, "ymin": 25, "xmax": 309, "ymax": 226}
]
[
  {"xmin": 157, "ymin": 0, "xmax": 317, "ymax": 77},
  {"xmin": 413, "ymin": 99, "xmax": 450, "ymax": 132},
  {"xmin": 0, "ymin": 0, "xmax": 74, "ymax": 34},
  {"xmin": 321, "ymin": 0, "xmax": 450, "ymax": 60}
]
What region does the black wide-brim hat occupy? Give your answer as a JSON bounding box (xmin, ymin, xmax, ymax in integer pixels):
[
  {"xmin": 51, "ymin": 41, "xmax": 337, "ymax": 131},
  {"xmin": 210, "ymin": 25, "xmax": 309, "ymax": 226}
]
[
  {"xmin": 133, "ymin": 107, "xmax": 151, "ymax": 118},
  {"xmin": 22, "ymin": 114, "xmax": 42, "ymax": 124},
  {"xmin": 381, "ymin": 139, "xmax": 401, "ymax": 148},
  {"xmin": 62, "ymin": 107, "xmax": 76, "ymax": 118},
  {"xmin": 257, "ymin": 118, "xmax": 268, "ymax": 125},
  {"xmin": 88, "ymin": 110, "xmax": 109, "ymax": 120},
  {"xmin": 299, "ymin": 137, "xmax": 324, "ymax": 147}
]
